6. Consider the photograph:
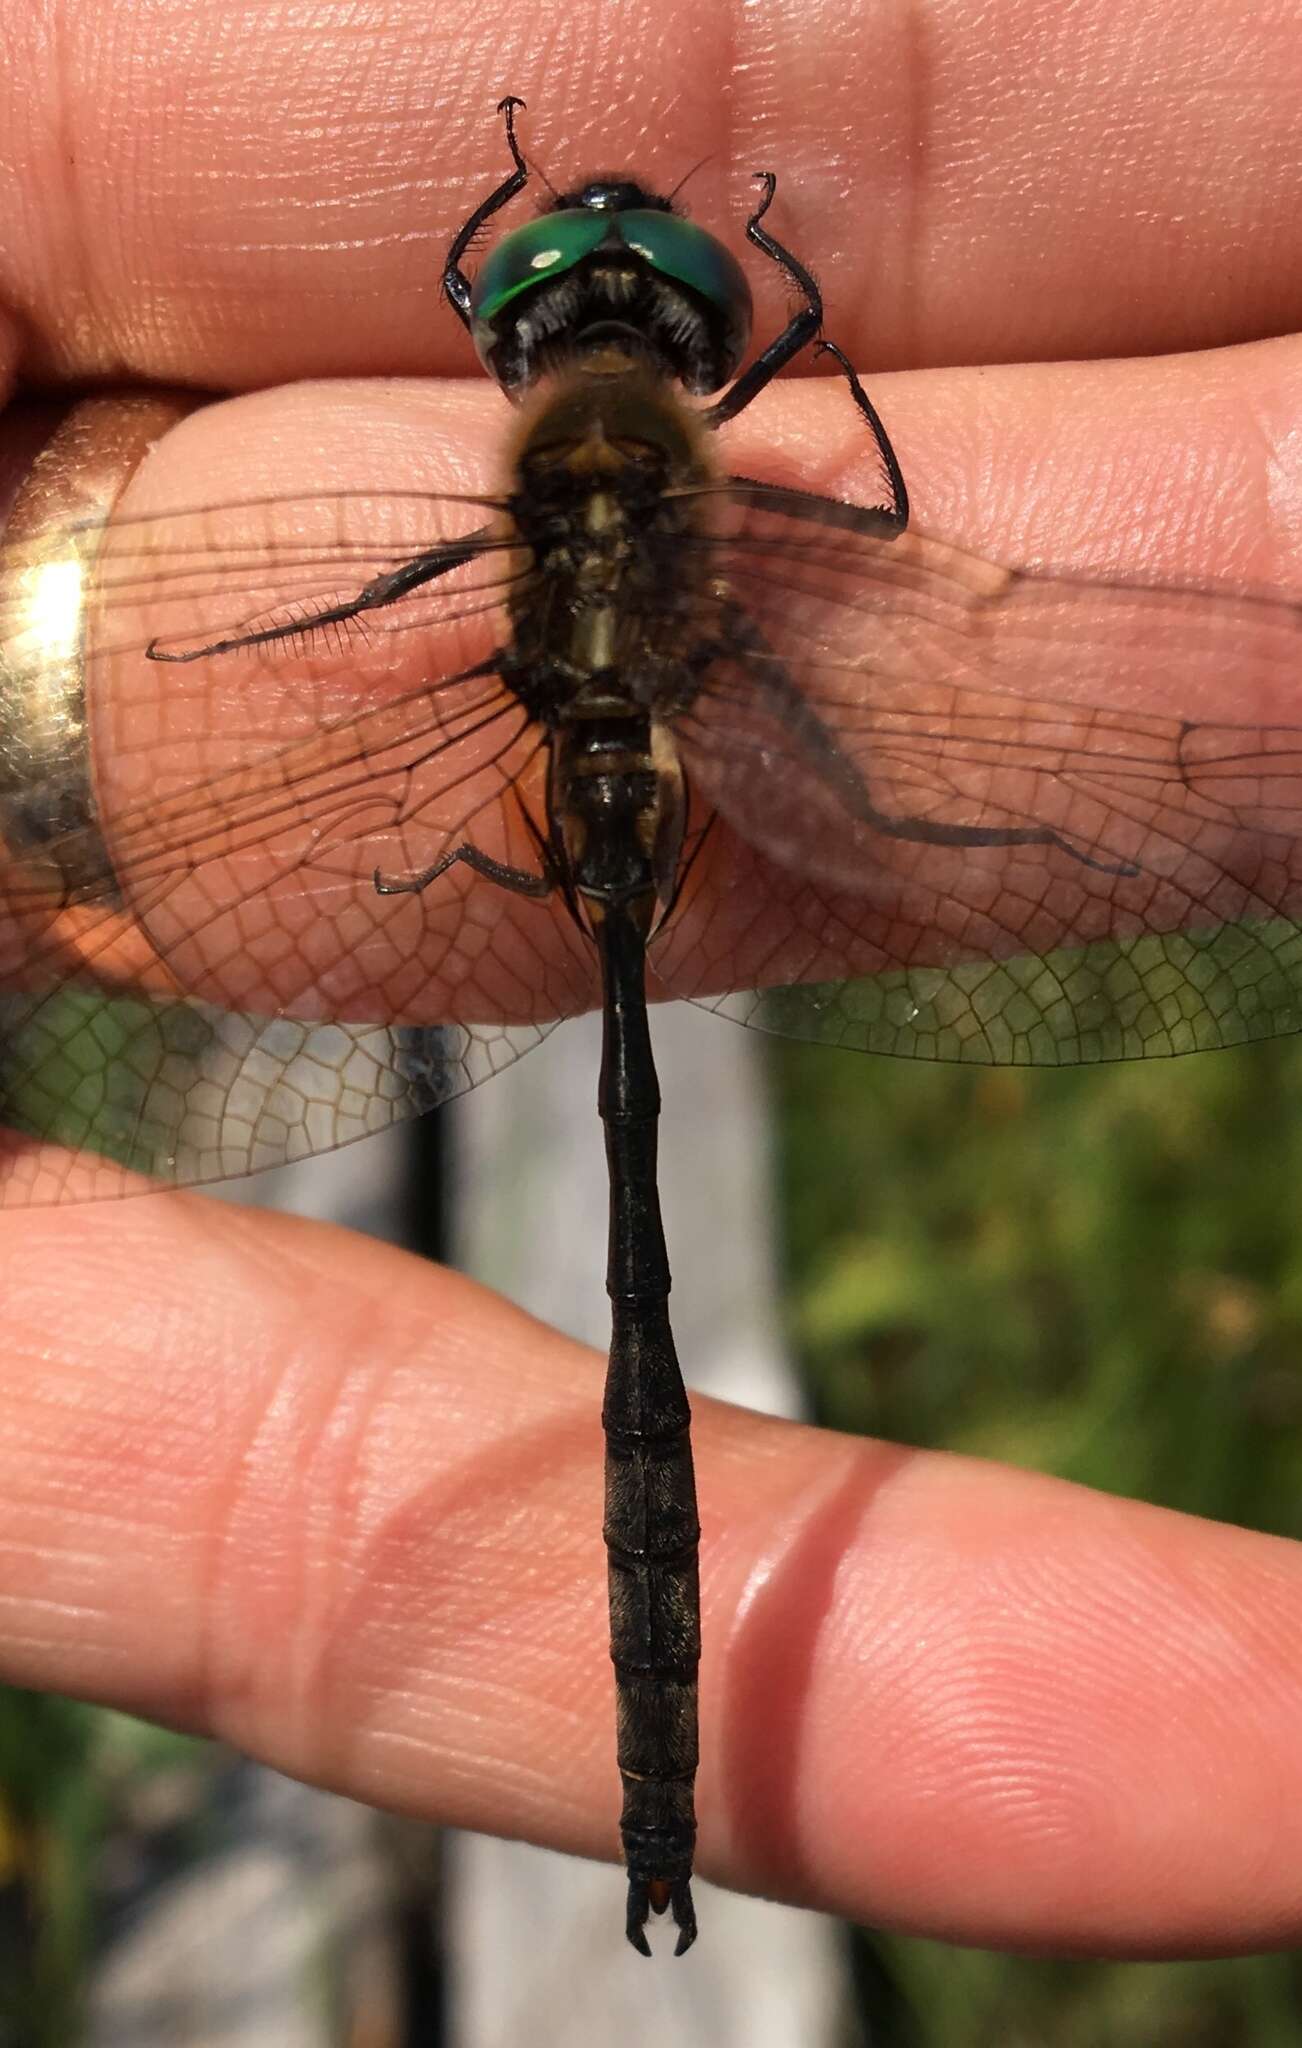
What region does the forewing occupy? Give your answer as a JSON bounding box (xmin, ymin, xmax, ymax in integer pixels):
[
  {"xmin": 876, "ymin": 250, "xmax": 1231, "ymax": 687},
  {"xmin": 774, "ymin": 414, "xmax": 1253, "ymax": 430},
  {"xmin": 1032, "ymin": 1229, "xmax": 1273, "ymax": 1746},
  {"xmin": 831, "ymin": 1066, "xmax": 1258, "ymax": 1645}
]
[
  {"xmin": 0, "ymin": 492, "xmax": 596, "ymax": 1200},
  {"xmin": 653, "ymin": 482, "xmax": 1302, "ymax": 1063}
]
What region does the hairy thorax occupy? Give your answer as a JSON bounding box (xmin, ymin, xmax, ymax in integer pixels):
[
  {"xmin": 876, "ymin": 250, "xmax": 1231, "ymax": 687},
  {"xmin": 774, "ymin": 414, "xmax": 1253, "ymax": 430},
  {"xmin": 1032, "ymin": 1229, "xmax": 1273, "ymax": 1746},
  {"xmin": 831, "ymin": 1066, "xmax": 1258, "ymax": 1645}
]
[{"xmin": 502, "ymin": 354, "xmax": 719, "ymax": 724}]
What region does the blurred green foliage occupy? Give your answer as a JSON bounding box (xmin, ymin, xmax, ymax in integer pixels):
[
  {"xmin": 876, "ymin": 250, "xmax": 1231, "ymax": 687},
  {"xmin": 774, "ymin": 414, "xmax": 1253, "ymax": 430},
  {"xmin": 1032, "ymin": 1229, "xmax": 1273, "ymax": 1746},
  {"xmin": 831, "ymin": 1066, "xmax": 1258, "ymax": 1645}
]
[
  {"xmin": 0, "ymin": 1693, "xmax": 206, "ymax": 2048},
  {"xmin": 772, "ymin": 1033, "xmax": 1302, "ymax": 2046},
  {"xmin": 0, "ymin": 1693, "xmax": 101, "ymax": 2048}
]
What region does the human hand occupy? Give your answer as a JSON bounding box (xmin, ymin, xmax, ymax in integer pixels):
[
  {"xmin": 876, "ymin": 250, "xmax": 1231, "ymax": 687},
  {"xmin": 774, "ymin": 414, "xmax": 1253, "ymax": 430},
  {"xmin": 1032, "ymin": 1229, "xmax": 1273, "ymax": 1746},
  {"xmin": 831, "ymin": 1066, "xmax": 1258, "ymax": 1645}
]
[{"xmin": 1, "ymin": 0, "xmax": 1301, "ymax": 1955}]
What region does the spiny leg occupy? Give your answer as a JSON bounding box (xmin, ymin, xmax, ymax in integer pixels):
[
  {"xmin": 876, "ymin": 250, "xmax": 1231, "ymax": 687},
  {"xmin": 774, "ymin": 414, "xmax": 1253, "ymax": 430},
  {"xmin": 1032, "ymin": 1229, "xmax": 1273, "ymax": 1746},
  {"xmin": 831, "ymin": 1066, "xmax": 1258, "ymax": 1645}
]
[
  {"xmin": 704, "ymin": 172, "xmax": 907, "ymax": 530},
  {"xmin": 374, "ymin": 842, "xmax": 553, "ymax": 897},
  {"xmin": 444, "ymin": 97, "xmax": 530, "ymax": 328},
  {"xmin": 722, "ymin": 607, "xmax": 1140, "ymax": 880},
  {"xmin": 813, "ymin": 337, "xmax": 909, "ymax": 530},
  {"xmin": 147, "ymin": 552, "xmax": 494, "ymax": 664},
  {"xmin": 704, "ymin": 172, "xmax": 817, "ymax": 426}
]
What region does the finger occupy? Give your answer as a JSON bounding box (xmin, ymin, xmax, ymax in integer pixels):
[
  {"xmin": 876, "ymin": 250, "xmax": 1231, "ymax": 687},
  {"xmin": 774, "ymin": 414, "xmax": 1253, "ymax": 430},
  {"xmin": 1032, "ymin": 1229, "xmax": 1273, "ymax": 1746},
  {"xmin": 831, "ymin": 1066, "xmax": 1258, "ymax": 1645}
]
[
  {"xmin": 2, "ymin": 1187, "xmax": 1300, "ymax": 1952},
  {"xmin": 1, "ymin": 0, "xmax": 1300, "ymax": 392},
  {"xmin": 2, "ymin": 336, "xmax": 1293, "ymax": 1021}
]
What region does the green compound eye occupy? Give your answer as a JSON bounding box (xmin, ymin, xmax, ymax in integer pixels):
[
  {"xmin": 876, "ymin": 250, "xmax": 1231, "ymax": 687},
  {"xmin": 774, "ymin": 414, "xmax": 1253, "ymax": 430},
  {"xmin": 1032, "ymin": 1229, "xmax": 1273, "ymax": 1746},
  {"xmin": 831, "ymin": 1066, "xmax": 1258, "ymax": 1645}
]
[
  {"xmin": 614, "ymin": 211, "xmax": 751, "ymax": 333},
  {"xmin": 469, "ymin": 207, "xmax": 753, "ymax": 382},
  {"xmin": 470, "ymin": 211, "xmax": 613, "ymax": 333}
]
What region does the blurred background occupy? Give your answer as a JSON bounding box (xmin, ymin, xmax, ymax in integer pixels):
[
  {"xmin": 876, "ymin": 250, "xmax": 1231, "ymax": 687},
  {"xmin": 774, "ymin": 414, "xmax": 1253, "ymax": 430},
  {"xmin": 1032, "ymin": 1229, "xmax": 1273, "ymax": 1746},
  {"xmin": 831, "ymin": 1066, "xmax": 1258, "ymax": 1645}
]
[{"xmin": 4, "ymin": 1003, "xmax": 1302, "ymax": 2046}]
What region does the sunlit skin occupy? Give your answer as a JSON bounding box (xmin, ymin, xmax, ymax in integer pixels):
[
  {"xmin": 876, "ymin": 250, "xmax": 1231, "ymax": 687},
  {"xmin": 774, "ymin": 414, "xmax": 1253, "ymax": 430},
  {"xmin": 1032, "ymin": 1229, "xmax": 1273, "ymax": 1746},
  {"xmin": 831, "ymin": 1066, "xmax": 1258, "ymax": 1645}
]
[{"xmin": 1, "ymin": 0, "xmax": 1301, "ymax": 1954}]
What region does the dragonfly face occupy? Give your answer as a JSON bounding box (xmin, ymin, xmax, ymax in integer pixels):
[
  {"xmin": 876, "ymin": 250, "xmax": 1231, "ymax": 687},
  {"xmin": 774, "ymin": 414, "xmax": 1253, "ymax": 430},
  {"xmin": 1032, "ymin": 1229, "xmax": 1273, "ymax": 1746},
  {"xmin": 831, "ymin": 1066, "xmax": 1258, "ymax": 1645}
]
[
  {"xmin": 1, "ymin": 94, "xmax": 1300, "ymax": 1953},
  {"xmin": 467, "ymin": 172, "xmax": 753, "ymax": 395}
]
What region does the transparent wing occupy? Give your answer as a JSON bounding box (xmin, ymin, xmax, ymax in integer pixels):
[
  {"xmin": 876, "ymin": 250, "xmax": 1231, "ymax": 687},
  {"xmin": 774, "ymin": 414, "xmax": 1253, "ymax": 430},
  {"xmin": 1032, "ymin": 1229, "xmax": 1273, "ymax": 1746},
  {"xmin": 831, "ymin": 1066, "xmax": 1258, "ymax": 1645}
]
[
  {"xmin": 0, "ymin": 492, "xmax": 596, "ymax": 1202},
  {"xmin": 0, "ymin": 999, "xmax": 557, "ymax": 1206},
  {"xmin": 9, "ymin": 472, "xmax": 1302, "ymax": 1208},
  {"xmin": 651, "ymin": 481, "xmax": 1302, "ymax": 1064}
]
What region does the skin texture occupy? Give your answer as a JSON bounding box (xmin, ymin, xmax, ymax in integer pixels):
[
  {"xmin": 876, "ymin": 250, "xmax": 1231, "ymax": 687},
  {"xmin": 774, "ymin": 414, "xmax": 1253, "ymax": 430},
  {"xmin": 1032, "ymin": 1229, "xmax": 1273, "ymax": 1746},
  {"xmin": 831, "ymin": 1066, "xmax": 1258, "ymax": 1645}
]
[{"xmin": 1, "ymin": 0, "xmax": 1301, "ymax": 1954}]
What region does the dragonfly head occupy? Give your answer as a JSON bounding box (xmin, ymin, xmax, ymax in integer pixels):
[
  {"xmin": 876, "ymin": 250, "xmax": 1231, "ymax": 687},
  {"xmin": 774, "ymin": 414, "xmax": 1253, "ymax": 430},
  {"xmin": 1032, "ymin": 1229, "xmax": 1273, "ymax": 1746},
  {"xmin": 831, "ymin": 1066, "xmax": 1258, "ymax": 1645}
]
[{"xmin": 469, "ymin": 180, "xmax": 753, "ymax": 400}]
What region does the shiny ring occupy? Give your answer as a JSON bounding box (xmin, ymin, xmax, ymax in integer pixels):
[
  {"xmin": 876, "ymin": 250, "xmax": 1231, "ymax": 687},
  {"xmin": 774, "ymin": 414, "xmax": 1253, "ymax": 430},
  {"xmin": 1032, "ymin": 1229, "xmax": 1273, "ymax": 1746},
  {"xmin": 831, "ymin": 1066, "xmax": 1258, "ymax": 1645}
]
[{"xmin": 0, "ymin": 393, "xmax": 199, "ymax": 897}]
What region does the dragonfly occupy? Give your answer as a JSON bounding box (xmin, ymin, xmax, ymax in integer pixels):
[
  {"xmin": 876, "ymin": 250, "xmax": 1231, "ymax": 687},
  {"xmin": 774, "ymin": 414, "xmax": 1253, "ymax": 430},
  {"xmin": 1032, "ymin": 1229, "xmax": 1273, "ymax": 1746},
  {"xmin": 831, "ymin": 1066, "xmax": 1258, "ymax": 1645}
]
[{"xmin": 2, "ymin": 97, "xmax": 1302, "ymax": 1956}]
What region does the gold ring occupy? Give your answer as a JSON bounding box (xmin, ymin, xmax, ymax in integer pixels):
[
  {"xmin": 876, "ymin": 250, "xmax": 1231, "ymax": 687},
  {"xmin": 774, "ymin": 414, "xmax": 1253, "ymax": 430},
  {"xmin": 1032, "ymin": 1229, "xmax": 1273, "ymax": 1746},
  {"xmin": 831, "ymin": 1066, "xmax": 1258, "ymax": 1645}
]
[{"xmin": 0, "ymin": 392, "xmax": 200, "ymax": 897}]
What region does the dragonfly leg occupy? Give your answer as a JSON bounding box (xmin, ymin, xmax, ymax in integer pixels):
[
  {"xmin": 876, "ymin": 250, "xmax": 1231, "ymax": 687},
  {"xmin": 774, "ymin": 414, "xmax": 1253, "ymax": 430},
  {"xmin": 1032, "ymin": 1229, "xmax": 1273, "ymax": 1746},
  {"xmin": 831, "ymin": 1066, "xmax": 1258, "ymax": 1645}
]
[
  {"xmin": 702, "ymin": 173, "xmax": 816, "ymax": 428},
  {"xmin": 868, "ymin": 811, "xmax": 1140, "ymax": 877},
  {"xmin": 702, "ymin": 174, "xmax": 908, "ymax": 528},
  {"xmin": 146, "ymin": 550, "xmax": 496, "ymax": 664},
  {"xmin": 443, "ymin": 97, "xmax": 530, "ymax": 329},
  {"xmin": 373, "ymin": 842, "xmax": 553, "ymax": 897},
  {"xmin": 811, "ymin": 336, "xmax": 909, "ymax": 529},
  {"xmin": 732, "ymin": 609, "xmax": 1140, "ymax": 880}
]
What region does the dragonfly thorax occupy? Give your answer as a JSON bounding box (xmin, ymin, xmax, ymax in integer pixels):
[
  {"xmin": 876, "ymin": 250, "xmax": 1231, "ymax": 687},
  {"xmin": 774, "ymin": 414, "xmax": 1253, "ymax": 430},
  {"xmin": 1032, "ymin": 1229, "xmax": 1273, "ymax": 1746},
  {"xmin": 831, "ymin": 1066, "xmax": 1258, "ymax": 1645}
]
[
  {"xmin": 511, "ymin": 353, "xmax": 709, "ymax": 477},
  {"xmin": 503, "ymin": 365, "xmax": 718, "ymax": 726}
]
